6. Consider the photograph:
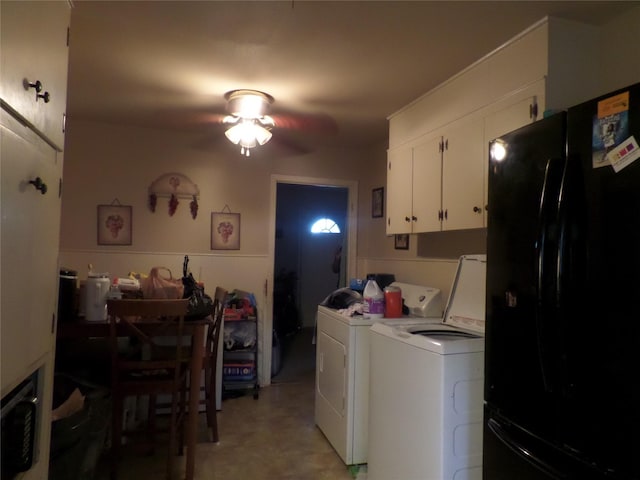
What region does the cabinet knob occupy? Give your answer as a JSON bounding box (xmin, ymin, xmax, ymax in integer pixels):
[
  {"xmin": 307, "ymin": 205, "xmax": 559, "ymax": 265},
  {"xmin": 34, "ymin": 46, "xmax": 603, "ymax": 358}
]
[
  {"xmin": 404, "ymin": 216, "xmax": 411, "ymax": 223},
  {"xmin": 36, "ymin": 91, "xmax": 51, "ymax": 103},
  {"xmin": 473, "ymin": 206, "xmax": 482, "ymax": 213},
  {"xmin": 26, "ymin": 79, "xmax": 43, "ymax": 93},
  {"xmin": 29, "ymin": 177, "xmax": 48, "ymax": 195}
]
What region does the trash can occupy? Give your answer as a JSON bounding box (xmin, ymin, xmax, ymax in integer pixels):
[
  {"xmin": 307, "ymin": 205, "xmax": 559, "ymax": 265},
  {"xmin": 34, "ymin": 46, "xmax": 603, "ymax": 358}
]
[{"xmin": 49, "ymin": 374, "xmax": 111, "ymax": 480}]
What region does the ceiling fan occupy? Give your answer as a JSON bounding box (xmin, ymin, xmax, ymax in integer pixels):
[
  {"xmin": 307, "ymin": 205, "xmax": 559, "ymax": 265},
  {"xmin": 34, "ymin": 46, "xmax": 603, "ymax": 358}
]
[{"xmin": 167, "ymin": 89, "xmax": 338, "ymax": 156}]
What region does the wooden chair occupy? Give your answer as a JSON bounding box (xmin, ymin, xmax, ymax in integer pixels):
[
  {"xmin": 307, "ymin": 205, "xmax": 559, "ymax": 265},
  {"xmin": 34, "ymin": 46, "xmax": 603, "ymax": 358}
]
[
  {"xmin": 202, "ymin": 286, "xmax": 228, "ymax": 442},
  {"xmin": 107, "ymin": 298, "xmax": 190, "ymax": 480}
]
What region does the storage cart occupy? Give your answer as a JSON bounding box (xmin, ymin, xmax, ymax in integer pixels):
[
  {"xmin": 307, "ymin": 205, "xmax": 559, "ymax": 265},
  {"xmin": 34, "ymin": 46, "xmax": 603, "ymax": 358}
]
[{"xmin": 222, "ymin": 291, "xmax": 259, "ymax": 399}]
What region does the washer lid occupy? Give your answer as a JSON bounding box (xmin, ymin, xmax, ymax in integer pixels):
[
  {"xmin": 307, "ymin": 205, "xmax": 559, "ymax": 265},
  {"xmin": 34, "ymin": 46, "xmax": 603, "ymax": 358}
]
[{"xmin": 442, "ymin": 254, "xmax": 486, "ymax": 334}]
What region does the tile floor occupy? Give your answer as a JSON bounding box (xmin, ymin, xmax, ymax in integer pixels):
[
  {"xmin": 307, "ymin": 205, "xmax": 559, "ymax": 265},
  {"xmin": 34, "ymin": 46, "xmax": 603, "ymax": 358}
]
[{"xmin": 94, "ymin": 330, "xmax": 360, "ymax": 480}]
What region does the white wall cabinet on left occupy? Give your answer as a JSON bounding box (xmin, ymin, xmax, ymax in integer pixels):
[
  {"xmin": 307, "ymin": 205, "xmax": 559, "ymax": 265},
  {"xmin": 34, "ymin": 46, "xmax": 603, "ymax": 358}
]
[
  {"xmin": 386, "ymin": 135, "xmax": 443, "ymax": 235},
  {"xmin": 387, "ymin": 117, "xmax": 485, "ymax": 235},
  {"xmin": 386, "ymin": 143, "xmax": 438, "ymax": 235},
  {"xmin": 1, "ymin": 0, "xmax": 70, "ymax": 151},
  {"xmin": 1, "ymin": 1, "xmax": 70, "ymax": 478}
]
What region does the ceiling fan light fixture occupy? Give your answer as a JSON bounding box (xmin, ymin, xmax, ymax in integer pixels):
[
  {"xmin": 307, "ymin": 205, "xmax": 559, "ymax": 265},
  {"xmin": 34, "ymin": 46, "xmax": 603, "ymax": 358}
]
[
  {"xmin": 225, "ymin": 89, "xmax": 274, "ymax": 119},
  {"xmin": 224, "ymin": 119, "xmax": 272, "ymax": 156},
  {"xmin": 254, "ymin": 124, "xmax": 273, "ymax": 145},
  {"xmin": 223, "ymin": 89, "xmax": 275, "ymax": 155}
]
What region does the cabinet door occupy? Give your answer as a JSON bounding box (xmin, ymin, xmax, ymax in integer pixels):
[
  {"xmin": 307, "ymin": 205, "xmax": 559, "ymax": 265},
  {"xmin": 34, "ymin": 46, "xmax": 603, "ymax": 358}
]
[
  {"xmin": 1, "ymin": 121, "xmax": 62, "ymax": 393},
  {"xmin": 412, "ymin": 135, "xmax": 443, "ymax": 233},
  {"xmin": 483, "ymin": 85, "xmax": 544, "ymax": 225},
  {"xmin": 442, "ymin": 118, "xmax": 485, "ymax": 231},
  {"xmin": 0, "ymin": 1, "xmax": 70, "ymax": 151},
  {"xmin": 386, "ymin": 145, "xmax": 412, "ymax": 235}
]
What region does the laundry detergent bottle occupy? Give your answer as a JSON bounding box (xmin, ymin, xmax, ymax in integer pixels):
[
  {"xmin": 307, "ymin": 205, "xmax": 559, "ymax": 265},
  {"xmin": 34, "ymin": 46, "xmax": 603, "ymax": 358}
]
[{"xmin": 363, "ymin": 279, "xmax": 385, "ymax": 318}]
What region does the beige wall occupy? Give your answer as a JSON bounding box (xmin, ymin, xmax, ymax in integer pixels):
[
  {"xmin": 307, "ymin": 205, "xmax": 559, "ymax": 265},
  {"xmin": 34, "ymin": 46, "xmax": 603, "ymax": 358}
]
[
  {"xmin": 60, "ymin": 120, "xmax": 370, "ymax": 255},
  {"xmin": 597, "ymin": 6, "xmax": 640, "ymax": 94}
]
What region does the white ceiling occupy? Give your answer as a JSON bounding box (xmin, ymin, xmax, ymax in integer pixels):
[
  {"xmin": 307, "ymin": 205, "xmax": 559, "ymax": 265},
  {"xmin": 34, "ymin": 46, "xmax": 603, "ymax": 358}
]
[{"xmin": 66, "ymin": 1, "xmax": 636, "ymax": 155}]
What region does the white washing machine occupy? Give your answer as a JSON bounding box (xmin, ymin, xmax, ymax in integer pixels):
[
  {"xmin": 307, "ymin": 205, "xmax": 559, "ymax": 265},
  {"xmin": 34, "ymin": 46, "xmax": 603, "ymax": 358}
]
[
  {"xmin": 368, "ymin": 254, "xmax": 486, "ymax": 480},
  {"xmin": 315, "ymin": 283, "xmax": 443, "ymax": 466}
]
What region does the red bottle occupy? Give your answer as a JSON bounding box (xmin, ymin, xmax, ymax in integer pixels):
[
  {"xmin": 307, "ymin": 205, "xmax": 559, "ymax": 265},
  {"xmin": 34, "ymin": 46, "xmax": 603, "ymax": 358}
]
[{"xmin": 384, "ymin": 286, "xmax": 402, "ymax": 318}]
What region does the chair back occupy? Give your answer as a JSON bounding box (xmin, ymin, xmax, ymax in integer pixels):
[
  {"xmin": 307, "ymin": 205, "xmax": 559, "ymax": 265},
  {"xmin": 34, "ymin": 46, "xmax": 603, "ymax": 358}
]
[
  {"xmin": 207, "ymin": 287, "xmax": 228, "ymax": 360},
  {"xmin": 107, "ymin": 299, "xmax": 190, "ymax": 380}
]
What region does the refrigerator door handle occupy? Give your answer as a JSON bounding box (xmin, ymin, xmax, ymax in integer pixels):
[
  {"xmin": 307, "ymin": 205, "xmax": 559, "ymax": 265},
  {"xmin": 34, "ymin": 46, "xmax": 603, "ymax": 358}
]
[
  {"xmin": 488, "ymin": 417, "xmax": 567, "ymax": 479},
  {"xmin": 555, "ymin": 155, "xmax": 587, "ymax": 396},
  {"xmin": 535, "ymin": 158, "xmax": 563, "ymax": 393}
]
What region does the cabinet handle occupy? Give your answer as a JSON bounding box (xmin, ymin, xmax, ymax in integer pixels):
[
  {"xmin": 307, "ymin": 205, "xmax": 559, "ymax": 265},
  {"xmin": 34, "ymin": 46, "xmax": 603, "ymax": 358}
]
[
  {"xmin": 529, "ymin": 102, "xmax": 538, "ymax": 120},
  {"xmin": 444, "ymin": 209, "xmax": 448, "ymax": 220},
  {"xmin": 473, "ymin": 206, "xmax": 482, "ymax": 213},
  {"xmin": 404, "ymin": 216, "xmax": 411, "ymax": 223},
  {"xmin": 411, "ymin": 215, "xmax": 417, "ymax": 222},
  {"xmin": 27, "ymin": 80, "xmax": 43, "ymax": 92},
  {"xmin": 36, "ymin": 91, "xmax": 51, "ymax": 103},
  {"xmin": 29, "ymin": 177, "xmax": 48, "ymax": 195},
  {"xmin": 25, "ymin": 80, "xmax": 50, "ymax": 102}
]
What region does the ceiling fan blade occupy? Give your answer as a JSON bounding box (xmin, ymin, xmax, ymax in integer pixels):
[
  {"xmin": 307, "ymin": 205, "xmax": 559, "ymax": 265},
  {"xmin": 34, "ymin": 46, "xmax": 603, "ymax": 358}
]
[
  {"xmin": 263, "ymin": 133, "xmax": 312, "ymax": 156},
  {"xmin": 271, "ymin": 111, "xmax": 338, "ymax": 135}
]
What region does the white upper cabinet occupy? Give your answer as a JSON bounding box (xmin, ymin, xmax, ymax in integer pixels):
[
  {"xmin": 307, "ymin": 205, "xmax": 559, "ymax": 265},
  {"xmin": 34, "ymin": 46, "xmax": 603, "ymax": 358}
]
[
  {"xmin": 386, "ymin": 145, "xmax": 413, "ymax": 234},
  {"xmin": 1, "ymin": 1, "xmax": 70, "ymax": 151},
  {"xmin": 483, "ymin": 80, "xmax": 546, "ymax": 224},
  {"xmin": 441, "ymin": 117, "xmax": 485, "ymax": 231},
  {"xmin": 387, "ymin": 117, "xmax": 485, "ymax": 234},
  {"xmin": 412, "ymin": 135, "xmax": 442, "ymax": 233},
  {"xmin": 387, "ymin": 17, "xmax": 599, "ymax": 234}
]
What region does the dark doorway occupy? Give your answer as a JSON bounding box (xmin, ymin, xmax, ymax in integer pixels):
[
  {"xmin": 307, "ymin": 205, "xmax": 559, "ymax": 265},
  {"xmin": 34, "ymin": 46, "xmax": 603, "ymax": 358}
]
[{"xmin": 271, "ymin": 183, "xmax": 349, "ymax": 382}]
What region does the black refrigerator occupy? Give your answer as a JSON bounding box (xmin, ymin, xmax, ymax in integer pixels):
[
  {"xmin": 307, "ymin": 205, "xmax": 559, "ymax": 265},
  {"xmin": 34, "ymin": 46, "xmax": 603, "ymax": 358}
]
[{"xmin": 483, "ymin": 83, "xmax": 640, "ymax": 480}]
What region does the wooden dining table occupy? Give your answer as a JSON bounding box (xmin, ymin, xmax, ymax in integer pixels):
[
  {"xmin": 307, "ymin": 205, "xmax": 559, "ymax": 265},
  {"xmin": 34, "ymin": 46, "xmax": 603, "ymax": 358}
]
[{"xmin": 57, "ymin": 315, "xmax": 212, "ymax": 480}]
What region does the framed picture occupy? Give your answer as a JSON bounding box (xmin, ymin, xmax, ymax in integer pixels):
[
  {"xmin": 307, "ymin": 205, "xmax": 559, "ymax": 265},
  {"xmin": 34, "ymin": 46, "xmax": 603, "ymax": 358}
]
[
  {"xmin": 97, "ymin": 204, "xmax": 132, "ymax": 245},
  {"xmin": 211, "ymin": 211, "xmax": 241, "ymax": 250},
  {"xmin": 394, "ymin": 233, "xmax": 409, "ymax": 250},
  {"xmin": 372, "ymin": 187, "xmax": 384, "ymax": 218}
]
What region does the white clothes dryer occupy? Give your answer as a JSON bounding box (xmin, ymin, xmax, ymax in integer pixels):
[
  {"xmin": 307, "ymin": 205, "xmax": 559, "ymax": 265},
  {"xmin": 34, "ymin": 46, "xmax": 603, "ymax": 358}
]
[
  {"xmin": 368, "ymin": 254, "xmax": 486, "ymax": 480},
  {"xmin": 315, "ymin": 283, "xmax": 442, "ymax": 466}
]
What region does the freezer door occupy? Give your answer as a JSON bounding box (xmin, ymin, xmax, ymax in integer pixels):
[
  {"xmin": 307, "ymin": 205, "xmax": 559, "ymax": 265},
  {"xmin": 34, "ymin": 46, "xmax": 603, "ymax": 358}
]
[
  {"xmin": 485, "ymin": 113, "xmax": 567, "ymax": 440},
  {"xmin": 556, "ymin": 83, "xmax": 640, "ymax": 478},
  {"xmin": 483, "ymin": 408, "xmax": 618, "ymax": 480}
]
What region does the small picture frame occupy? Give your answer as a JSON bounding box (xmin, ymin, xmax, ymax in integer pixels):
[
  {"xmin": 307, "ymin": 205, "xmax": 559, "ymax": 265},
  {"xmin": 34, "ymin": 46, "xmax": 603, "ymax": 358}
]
[
  {"xmin": 394, "ymin": 233, "xmax": 409, "ymax": 250},
  {"xmin": 211, "ymin": 211, "xmax": 241, "ymax": 250},
  {"xmin": 372, "ymin": 187, "xmax": 384, "ymax": 218},
  {"xmin": 97, "ymin": 204, "xmax": 132, "ymax": 245}
]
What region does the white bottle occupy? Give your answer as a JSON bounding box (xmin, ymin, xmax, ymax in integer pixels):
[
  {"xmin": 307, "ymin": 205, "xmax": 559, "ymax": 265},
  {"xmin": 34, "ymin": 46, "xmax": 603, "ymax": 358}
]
[
  {"xmin": 85, "ymin": 273, "xmax": 110, "ymax": 321},
  {"xmin": 363, "ymin": 280, "xmax": 385, "ymax": 318}
]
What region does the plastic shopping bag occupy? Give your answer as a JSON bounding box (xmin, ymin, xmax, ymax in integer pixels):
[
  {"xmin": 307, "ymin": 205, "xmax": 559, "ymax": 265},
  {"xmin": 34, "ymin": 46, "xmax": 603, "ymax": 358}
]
[{"xmin": 140, "ymin": 267, "xmax": 184, "ymax": 299}]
